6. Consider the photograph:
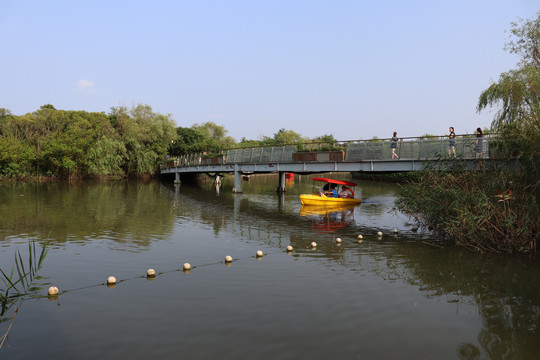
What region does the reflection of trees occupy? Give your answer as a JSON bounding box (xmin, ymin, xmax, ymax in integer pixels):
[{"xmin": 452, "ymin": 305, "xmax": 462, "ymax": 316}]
[
  {"xmin": 0, "ymin": 180, "xmax": 175, "ymax": 249},
  {"xmin": 288, "ymin": 230, "xmax": 540, "ymax": 359},
  {"xmin": 395, "ymin": 246, "xmax": 540, "ymax": 360}
]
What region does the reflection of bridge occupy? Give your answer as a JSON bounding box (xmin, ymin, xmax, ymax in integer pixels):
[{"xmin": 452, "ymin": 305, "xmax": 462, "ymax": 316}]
[{"xmin": 161, "ymin": 135, "xmax": 496, "ymax": 193}]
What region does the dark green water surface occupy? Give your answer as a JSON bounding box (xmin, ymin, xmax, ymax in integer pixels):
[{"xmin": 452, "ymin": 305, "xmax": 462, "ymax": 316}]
[{"xmin": 0, "ymin": 175, "xmax": 539, "ymax": 359}]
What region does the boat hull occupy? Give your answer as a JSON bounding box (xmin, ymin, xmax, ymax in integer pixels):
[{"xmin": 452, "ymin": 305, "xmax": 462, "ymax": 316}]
[
  {"xmin": 299, "ymin": 204, "xmax": 358, "ymax": 216},
  {"xmin": 299, "ymin": 194, "xmax": 361, "ymax": 206}
]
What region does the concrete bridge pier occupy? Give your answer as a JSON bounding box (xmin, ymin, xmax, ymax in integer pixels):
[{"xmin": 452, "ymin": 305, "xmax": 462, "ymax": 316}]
[
  {"xmin": 174, "ymin": 172, "xmax": 181, "ymax": 184},
  {"xmin": 232, "ymin": 164, "xmax": 243, "ymax": 193},
  {"xmin": 277, "ymin": 171, "xmax": 287, "ymax": 194}
]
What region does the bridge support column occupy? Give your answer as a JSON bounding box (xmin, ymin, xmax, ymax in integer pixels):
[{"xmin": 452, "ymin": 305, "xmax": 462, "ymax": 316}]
[
  {"xmin": 174, "ymin": 172, "xmax": 181, "ymax": 184},
  {"xmin": 232, "ymin": 164, "xmax": 243, "ymax": 193},
  {"xmin": 277, "ymin": 171, "xmax": 287, "ymax": 193}
]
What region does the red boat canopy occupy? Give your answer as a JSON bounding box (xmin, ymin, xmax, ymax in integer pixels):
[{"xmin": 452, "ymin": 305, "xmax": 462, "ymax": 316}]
[{"xmin": 312, "ymin": 177, "xmax": 357, "ymax": 186}]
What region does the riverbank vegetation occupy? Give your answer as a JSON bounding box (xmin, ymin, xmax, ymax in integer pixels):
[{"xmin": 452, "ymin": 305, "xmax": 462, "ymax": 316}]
[
  {"xmin": 1, "ymin": 102, "xmax": 340, "ymax": 180},
  {"xmin": 0, "ymin": 104, "xmax": 176, "ymax": 180},
  {"xmin": 396, "ymin": 13, "xmax": 540, "ymax": 255}
]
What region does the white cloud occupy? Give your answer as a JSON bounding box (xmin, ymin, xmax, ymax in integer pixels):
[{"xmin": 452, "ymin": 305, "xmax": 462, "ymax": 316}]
[{"xmin": 75, "ymin": 80, "xmax": 95, "ymax": 93}]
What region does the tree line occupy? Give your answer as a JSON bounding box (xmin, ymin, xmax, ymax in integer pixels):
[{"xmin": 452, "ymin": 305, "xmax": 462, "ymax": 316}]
[
  {"xmin": 0, "ymin": 103, "xmax": 338, "ymax": 180},
  {"xmin": 0, "ymin": 104, "xmax": 177, "ymax": 180}
]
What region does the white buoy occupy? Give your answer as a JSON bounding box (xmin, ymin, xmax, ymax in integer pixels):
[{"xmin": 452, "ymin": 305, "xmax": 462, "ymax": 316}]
[
  {"xmin": 286, "ymin": 245, "xmax": 293, "ymax": 252},
  {"xmin": 311, "ymin": 242, "xmax": 317, "ymax": 248},
  {"xmin": 393, "ymin": 229, "xmax": 398, "ymax": 234},
  {"xmin": 377, "ymin": 231, "xmax": 383, "ymax": 237},
  {"xmin": 256, "ymin": 250, "xmax": 263, "ymax": 257},
  {"xmin": 225, "ymin": 255, "xmax": 233, "ymax": 262},
  {"xmin": 107, "ymin": 276, "xmax": 117, "ymax": 285},
  {"xmin": 336, "ymin": 238, "xmax": 342, "ymax": 243},
  {"xmin": 147, "ymin": 269, "xmax": 156, "ymax": 277},
  {"xmin": 48, "ymin": 286, "xmax": 59, "ymax": 296},
  {"xmin": 357, "ymin": 234, "xmax": 363, "ymax": 240},
  {"xmin": 183, "ymin": 263, "xmax": 191, "ymax": 270}
]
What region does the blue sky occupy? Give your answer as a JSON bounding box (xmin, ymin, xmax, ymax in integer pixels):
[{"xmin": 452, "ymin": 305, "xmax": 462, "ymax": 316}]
[{"xmin": 1, "ymin": 1, "xmax": 538, "ymax": 141}]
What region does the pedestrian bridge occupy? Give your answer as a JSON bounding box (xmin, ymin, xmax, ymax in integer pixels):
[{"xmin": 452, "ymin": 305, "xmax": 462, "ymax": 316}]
[{"xmin": 160, "ymin": 135, "xmax": 495, "ymax": 193}]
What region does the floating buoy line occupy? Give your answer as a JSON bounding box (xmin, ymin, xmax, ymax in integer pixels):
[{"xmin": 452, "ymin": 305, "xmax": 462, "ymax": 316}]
[{"xmin": 40, "ymin": 231, "xmax": 404, "ymax": 300}]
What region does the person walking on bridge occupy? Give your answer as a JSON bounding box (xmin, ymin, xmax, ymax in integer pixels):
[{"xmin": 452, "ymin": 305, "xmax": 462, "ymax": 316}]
[
  {"xmin": 446, "ymin": 127, "xmax": 456, "ymax": 157},
  {"xmin": 475, "ymin": 127, "xmax": 484, "ymax": 158},
  {"xmin": 391, "ymin": 132, "xmax": 399, "ymax": 159}
]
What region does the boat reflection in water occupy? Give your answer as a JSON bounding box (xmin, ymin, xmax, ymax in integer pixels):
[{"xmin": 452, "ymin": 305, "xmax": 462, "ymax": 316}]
[{"xmin": 299, "ymin": 204, "xmax": 358, "ymax": 233}]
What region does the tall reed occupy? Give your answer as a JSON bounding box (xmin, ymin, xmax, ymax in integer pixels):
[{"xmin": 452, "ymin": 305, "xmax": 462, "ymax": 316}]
[
  {"xmin": 395, "ymin": 159, "xmax": 538, "ymax": 255},
  {"xmin": 1, "ymin": 241, "xmax": 49, "ymax": 347}
]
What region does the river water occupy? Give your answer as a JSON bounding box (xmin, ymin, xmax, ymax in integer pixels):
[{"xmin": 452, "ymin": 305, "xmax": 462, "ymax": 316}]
[{"xmin": 0, "ymin": 175, "xmax": 538, "ymax": 359}]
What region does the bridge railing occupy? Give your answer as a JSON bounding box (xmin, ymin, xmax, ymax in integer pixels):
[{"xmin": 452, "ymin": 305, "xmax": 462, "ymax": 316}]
[
  {"xmin": 162, "ymin": 134, "xmax": 498, "ymax": 168},
  {"xmin": 226, "ymin": 146, "xmax": 297, "ymax": 163},
  {"xmin": 345, "ymin": 134, "xmax": 496, "ymax": 161}
]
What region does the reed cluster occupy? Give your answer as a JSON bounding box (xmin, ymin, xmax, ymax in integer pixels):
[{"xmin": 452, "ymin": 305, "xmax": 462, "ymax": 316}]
[{"xmin": 395, "ymin": 159, "xmax": 538, "ymax": 255}]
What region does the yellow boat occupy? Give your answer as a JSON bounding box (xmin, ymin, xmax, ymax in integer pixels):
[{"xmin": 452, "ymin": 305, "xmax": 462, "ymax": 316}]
[
  {"xmin": 299, "ymin": 203, "xmax": 358, "ymax": 216},
  {"xmin": 299, "ymin": 177, "xmax": 361, "ymax": 206},
  {"xmin": 299, "ymin": 194, "xmax": 361, "ymax": 206}
]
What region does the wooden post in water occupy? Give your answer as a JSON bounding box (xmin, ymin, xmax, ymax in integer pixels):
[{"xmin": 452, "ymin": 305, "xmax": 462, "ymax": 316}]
[{"xmin": 277, "ymin": 171, "xmax": 287, "ymax": 193}]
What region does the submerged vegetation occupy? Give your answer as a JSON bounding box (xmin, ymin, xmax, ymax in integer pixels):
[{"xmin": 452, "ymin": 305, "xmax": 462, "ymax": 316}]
[{"xmin": 396, "ymin": 13, "xmax": 540, "ymax": 255}]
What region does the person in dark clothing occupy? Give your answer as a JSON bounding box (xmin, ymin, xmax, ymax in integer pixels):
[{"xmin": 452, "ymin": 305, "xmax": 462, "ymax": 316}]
[
  {"xmin": 475, "ymin": 127, "xmax": 484, "ymax": 158},
  {"xmin": 391, "ymin": 131, "xmax": 399, "ymax": 159},
  {"xmin": 446, "ymin": 127, "xmax": 456, "ymax": 157}
]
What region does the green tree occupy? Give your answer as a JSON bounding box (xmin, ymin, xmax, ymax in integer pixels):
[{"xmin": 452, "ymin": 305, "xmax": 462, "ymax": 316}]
[
  {"xmin": 0, "ymin": 135, "xmax": 34, "ymax": 178},
  {"xmin": 312, "ymin": 134, "xmax": 337, "ymax": 144},
  {"xmin": 238, "ymin": 137, "xmax": 264, "ymax": 148},
  {"xmin": 86, "ymin": 136, "xmax": 126, "ymax": 176},
  {"xmin": 272, "ymin": 128, "xmax": 306, "ymax": 144},
  {"xmin": 477, "ymin": 12, "xmax": 540, "ymax": 180},
  {"xmin": 169, "ymin": 127, "xmax": 205, "ymax": 155},
  {"xmin": 478, "ymin": 13, "xmax": 539, "ymax": 129},
  {"xmin": 109, "ymin": 104, "xmax": 176, "ymax": 175},
  {"xmin": 0, "ymin": 108, "xmax": 12, "ymax": 122},
  {"xmin": 191, "ymin": 121, "xmax": 237, "ymax": 150}
]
